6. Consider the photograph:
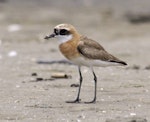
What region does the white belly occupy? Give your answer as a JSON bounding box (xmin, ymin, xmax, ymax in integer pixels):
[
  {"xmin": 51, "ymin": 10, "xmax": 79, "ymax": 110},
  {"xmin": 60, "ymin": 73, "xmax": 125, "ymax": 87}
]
[{"xmin": 70, "ymin": 57, "xmax": 122, "ymax": 67}]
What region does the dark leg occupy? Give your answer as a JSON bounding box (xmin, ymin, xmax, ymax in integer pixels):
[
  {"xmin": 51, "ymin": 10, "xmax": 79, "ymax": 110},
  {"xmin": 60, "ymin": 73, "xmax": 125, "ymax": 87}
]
[
  {"xmin": 85, "ymin": 68, "xmax": 97, "ymax": 103},
  {"xmin": 66, "ymin": 66, "xmax": 82, "ymax": 103}
]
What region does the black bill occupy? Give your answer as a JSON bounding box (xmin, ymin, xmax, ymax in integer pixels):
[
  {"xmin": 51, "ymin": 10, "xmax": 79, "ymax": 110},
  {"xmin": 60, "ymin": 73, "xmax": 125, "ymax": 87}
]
[{"xmin": 44, "ymin": 33, "xmax": 56, "ymax": 39}]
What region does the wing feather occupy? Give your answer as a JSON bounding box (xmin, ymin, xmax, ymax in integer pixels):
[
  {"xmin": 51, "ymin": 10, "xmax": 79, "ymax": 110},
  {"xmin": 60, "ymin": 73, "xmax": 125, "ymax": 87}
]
[{"xmin": 77, "ymin": 36, "xmax": 127, "ymax": 65}]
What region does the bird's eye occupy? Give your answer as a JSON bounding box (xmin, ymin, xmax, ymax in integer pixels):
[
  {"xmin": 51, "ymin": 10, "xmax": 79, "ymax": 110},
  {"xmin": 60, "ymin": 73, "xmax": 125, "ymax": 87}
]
[
  {"xmin": 59, "ymin": 29, "xmax": 70, "ymax": 35},
  {"xmin": 54, "ymin": 29, "xmax": 59, "ymax": 35}
]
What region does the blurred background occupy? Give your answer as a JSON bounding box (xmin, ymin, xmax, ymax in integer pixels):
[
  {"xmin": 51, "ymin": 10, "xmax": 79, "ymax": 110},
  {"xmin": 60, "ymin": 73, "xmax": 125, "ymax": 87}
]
[{"xmin": 0, "ymin": 0, "xmax": 150, "ymax": 41}]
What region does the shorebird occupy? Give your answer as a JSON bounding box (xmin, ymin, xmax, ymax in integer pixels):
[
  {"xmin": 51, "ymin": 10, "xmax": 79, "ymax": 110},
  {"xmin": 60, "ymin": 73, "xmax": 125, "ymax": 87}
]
[{"xmin": 44, "ymin": 23, "xmax": 127, "ymax": 103}]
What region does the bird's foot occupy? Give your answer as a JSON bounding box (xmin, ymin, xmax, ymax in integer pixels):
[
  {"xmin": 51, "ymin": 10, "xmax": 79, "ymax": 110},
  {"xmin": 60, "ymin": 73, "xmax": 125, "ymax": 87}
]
[
  {"xmin": 84, "ymin": 99, "xmax": 96, "ymax": 104},
  {"xmin": 66, "ymin": 99, "xmax": 81, "ymax": 103}
]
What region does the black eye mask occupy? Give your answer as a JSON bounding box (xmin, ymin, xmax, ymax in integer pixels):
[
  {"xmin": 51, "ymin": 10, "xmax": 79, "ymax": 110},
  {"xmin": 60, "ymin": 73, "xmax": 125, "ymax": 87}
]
[
  {"xmin": 60, "ymin": 29, "xmax": 70, "ymax": 35},
  {"xmin": 54, "ymin": 29, "xmax": 59, "ymax": 35},
  {"xmin": 54, "ymin": 29, "xmax": 70, "ymax": 36}
]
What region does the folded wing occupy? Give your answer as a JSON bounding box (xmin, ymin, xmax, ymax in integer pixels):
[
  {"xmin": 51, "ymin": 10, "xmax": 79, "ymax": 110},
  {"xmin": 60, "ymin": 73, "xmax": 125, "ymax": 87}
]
[{"xmin": 77, "ymin": 36, "xmax": 127, "ymax": 65}]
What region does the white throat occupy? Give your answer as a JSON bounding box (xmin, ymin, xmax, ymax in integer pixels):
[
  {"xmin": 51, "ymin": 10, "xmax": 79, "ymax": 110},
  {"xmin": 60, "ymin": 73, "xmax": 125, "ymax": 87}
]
[{"xmin": 56, "ymin": 35, "xmax": 72, "ymax": 44}]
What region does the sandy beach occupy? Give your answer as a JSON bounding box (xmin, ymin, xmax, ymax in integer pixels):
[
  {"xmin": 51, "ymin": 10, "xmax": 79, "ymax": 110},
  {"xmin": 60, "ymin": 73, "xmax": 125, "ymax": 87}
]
[{"xmin": 0, "ymin": 0, "xmax": 150, "ymax": 121}]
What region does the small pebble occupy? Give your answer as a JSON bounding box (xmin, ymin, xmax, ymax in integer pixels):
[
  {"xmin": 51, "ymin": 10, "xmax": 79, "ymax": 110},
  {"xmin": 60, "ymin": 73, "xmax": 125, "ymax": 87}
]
[
  {"xmin": 8, "ymin": 51, "xmax": 17, "ymax": 57},
  {"xmin": 8, "ymin": 24, "xmax": 21, "ymax": 32},
  {"xmin": 36, "ymin": 77, "xmax": 44, "ymax": 81},
  {"xmin": 100, "ymin": 88, "xmax": 104, "ymax": 91},
  {"xmin": 51, "ymin": 73, "xmax": 71, "ymax": 79},
  {"xmin": 70, "ymin": 84, "xmax": 79, "ymax": 87},
  {"xmin": 16, "ymin": 85, "xmax": 20, "ymax": 88},
  {"xmin": 31, "ymin": 73, "xmax": 38, "ymax": 76},
  {"xmin": 44, "ymin": 78, "xmax": 55, "ymax": 81},
  {"xmin": 145, "ymin": 65, "xmax": 150, "ymax": 70},
  {"xmin": 132, "ymin": 65, "xmax": 140, "ymax": 70},
  {"xmin": 30, "ymin": 77, "xmax": 55, "ymax": 82},
  {"xmin": 130, "ymin": 113, "xmax": 136, "ymax": 116},
  {"xmin": 102, "ymin": 110, "xmax": 106, "ymax": 113},
  {"xmin": 22, "ymin": 81, "xmax": 26, "ymax": 83}
]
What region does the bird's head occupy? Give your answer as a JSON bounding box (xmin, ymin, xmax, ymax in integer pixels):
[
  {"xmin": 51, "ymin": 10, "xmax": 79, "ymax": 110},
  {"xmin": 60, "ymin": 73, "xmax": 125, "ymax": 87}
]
[{"xmin": 44, "ymin": 24, "xmax": 79, "ymax": 44}]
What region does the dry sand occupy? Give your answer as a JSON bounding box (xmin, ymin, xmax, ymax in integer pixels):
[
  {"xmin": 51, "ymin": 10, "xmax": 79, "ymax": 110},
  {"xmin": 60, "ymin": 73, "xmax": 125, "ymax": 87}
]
[{"xmin": 0, "ymin": 1, "xmax": 150, "ymax": 122}]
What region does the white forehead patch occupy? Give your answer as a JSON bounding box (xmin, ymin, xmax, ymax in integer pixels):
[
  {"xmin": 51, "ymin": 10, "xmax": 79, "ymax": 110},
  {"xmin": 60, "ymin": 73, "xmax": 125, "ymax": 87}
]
[{"xmin": 55, "ymin": 24, "xmax": 70, "ymax": 31}]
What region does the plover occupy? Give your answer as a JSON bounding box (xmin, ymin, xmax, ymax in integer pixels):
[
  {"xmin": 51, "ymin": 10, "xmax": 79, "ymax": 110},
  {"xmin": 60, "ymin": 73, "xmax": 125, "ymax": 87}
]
[{"xmin": 44, "ymin": 23, "xmax": 127, "ymax": 103}]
